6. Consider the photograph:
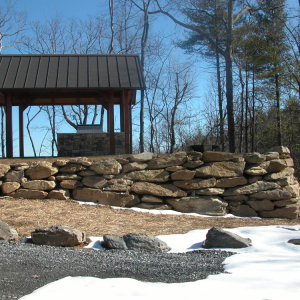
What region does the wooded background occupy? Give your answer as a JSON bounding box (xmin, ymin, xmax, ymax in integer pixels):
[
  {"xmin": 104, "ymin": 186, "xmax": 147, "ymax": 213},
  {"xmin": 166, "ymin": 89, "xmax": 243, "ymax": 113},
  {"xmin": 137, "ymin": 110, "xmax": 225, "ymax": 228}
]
[{"xmin": 1, "ymin": 0, "xmax": 299, "ymax": 174}]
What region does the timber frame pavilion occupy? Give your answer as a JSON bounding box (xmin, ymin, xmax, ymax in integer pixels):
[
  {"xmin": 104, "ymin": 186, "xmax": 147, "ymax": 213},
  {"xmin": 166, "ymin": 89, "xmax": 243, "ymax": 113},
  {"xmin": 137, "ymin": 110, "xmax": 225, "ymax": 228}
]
[{"xmin": 0, "ymin": 54, "xmax": 145, "ymax": 158}]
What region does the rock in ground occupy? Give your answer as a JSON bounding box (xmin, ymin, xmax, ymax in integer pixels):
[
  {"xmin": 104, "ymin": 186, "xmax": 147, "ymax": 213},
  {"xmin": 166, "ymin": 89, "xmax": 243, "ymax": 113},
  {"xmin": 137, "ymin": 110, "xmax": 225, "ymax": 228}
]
[
  {"xmin": 203, "ymin": 227, "xmax": 252, "ymax": 249},
  {"xmin": 31, "ymin": 225, "xmax": 86, "ymax": 247},
  {"xmin": 288, "ymin": 239, "xmax": 300, "ymax": 245},
  {"xmin": 102, "ymin": 233, "xmax": 171, "ymax": 252},
  {"xmin": 0, "ymin": 220, "xmax": 18, "ymax": 241},
  {"xmin": 166, "ymin": 196, "xmax": 227, "ymax": 216}
]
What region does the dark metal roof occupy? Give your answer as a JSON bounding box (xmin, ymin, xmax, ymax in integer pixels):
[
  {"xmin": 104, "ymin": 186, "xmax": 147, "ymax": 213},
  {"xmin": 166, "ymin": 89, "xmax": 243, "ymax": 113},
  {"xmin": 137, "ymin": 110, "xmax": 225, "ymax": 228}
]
[{"xmin": 0, "ymin": 54, "xmax": 145, "ymax": 90}]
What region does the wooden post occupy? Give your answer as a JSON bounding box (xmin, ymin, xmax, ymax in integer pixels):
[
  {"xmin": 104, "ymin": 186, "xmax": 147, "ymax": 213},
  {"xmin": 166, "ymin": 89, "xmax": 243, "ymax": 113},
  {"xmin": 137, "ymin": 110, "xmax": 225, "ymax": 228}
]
[
  {"xmin": 109, "ymin": 91, "xmax": 115, "ymax": 154},
  {"xmin": 5, "ymin": 92, "xmax": 13, "ymax": 158},
  {"xmin": 19, "ymin": 102, "xmax": 25, "ymax": 158},
  {"xmin": 124, "ymin": 91, "xmax": 130, "ymax": 154},
  {"xmin": 120, "ymin": 91, "xmax": 125, "ymax": 132}
]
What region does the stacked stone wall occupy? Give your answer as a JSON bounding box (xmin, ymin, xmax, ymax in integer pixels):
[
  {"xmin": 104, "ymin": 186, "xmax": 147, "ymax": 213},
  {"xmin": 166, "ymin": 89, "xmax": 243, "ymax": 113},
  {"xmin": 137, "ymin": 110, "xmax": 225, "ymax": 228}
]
[
  {"xmin": 0, "ymin": 146, "xmax": 299, "ymax": 219},
  {"xmin": 57, "ymin": 132, "xmax": 125, "ymax": 156}
]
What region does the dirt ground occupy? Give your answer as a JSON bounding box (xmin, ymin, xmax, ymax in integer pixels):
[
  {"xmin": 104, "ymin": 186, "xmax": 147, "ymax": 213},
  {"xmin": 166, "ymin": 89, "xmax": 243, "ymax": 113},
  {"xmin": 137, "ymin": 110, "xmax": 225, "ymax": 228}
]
[
  {"xmin": 1, "ymin": 156, "xmax": 299, "ymax": 241},
  {"xmin": 1, "ymin": 197, "xmax": 299, "ymax": 240}
]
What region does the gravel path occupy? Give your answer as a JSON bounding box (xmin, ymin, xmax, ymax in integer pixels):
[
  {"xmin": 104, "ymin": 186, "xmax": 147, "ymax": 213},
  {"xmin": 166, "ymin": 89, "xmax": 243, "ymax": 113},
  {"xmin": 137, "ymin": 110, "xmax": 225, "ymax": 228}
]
[{"xmin": 0, "ymin": 241, "xmax": 235, "ymax": 299}]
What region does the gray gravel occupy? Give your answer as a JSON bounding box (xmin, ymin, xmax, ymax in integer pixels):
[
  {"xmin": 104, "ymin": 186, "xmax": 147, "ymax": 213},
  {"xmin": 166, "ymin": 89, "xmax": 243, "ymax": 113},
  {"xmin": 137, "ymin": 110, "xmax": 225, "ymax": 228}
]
[{"xmin": 0, "ymin": 240, "xmax": 235, "ymax": 299}]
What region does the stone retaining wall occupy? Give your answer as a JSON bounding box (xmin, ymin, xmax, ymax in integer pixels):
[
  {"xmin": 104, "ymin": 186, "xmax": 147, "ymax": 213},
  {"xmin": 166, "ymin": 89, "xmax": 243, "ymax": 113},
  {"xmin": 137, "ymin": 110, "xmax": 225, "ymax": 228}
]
[
  {"xmin": 0, "ymin": 146, "xmax": 299, "ymax": 219},
  {"xmin": 57, "ymin": 132, "xmax": 126, "ymax": 156}
]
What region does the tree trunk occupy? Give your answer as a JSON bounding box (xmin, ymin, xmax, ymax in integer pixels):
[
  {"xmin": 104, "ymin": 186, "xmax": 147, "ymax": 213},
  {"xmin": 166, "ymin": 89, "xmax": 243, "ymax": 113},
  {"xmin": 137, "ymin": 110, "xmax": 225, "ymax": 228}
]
[
  {"xmin": 251, "ymin": 65, "xmax": 255, "ymax": 152},
  {"xmin": 225, "ymin": 0, "xmax": 235, "ymax": 153},
  {"xmin": 275, "ymin": 73, "xmax": 282, "ymax": 145},
  {"xmin": 139, "ymin": 1, "xmax": 149, "ymax": 153},
  {"xmin": 238, "ymin": 68, "xmax": 244, "ymax": 153},
  {"xmin": 216, "ymin": 49, "xmax": 224, "ymax": 151},
  {"xmin": 245, "ymin": 64, "xmax": 249, "ymax": 152},
  {"xmin": 1, "ymin": 107, "xmax": 5, "ymax": 157}
]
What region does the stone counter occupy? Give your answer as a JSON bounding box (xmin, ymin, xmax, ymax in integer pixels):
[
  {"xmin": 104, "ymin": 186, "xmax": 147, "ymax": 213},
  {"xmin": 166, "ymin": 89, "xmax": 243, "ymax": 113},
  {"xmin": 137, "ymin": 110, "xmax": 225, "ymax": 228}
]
[{"xmin": 57, "ymin": 132, "xmax": 125, "ymax": 156}]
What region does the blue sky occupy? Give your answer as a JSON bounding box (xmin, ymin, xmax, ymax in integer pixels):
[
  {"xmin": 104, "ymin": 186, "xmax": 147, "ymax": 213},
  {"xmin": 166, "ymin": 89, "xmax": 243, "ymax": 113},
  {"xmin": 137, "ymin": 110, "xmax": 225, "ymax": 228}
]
[
  {"xmin": 4, "ymin": 0, "xmax": 184, "ymax": 157},
  {"xmin": 3, "ymin": 0, "xmax": 299, "ymax": 157},
  {"xmin": 18, "ymin": 0, "xmax": 103, "ymax": 21}
]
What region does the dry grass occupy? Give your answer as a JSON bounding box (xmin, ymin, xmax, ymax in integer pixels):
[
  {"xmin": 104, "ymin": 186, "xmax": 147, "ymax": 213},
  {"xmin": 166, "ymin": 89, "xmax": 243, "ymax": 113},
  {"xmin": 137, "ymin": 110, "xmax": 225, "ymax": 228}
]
[{"xmin": 1, "ymin": 197, "xmax": 299, "ymax": 240}]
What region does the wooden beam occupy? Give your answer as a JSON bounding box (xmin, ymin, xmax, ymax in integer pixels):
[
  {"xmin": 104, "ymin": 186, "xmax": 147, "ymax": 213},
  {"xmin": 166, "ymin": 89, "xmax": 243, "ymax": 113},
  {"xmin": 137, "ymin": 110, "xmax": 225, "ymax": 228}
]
[
  {"xmin": 108, "ymin": 91, "xmax": 115, "ymax": 155},
  {"xmin": 5, "ymin": 92, "xmax": 13, "ymax": 158}
]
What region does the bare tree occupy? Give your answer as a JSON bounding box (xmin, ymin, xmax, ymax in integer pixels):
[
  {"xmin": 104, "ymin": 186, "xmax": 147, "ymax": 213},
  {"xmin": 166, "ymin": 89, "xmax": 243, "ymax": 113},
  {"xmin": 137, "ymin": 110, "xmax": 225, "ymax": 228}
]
[
  {"xmin": 147, "ymin": 0, "xmax": 275, "ymax": 153},
  {"xmin": 26, "ymin": 107, "xmax": 42, "ymax": 157},
  {"xmin": 0, "ymin": 0, "xmax": 26, "ymax": 52},
  {"xmin": 0, "ymin": 0, "xmax": 26, "ymax": 157}
]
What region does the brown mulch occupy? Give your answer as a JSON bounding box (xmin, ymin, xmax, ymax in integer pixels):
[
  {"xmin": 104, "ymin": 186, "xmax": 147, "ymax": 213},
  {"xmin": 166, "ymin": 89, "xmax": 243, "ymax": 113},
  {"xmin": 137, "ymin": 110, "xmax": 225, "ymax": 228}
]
[{"xmin": 0, "ymin": 197, "xmax": 299, "ymax": 240}]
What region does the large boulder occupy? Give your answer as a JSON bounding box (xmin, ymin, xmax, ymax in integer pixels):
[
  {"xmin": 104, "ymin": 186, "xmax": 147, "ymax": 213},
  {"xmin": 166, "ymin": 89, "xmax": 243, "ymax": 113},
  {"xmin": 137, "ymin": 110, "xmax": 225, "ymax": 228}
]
[
  {"xmin": 10, "ymin": 189, "xmax": 48, "ymax": 199},
  {"xmin": 264, "ymin": 152, "xmax": 280, "ymax": 161},
  {"xmin": 216, "ymin": 176, "xmax": 247, "ymax": 188},
  {"xmin": 203, "ymin": 227, "xmax": 252, "ymax": 249},
  {"xmin": 136, "ymin": 202, "xmax": 172, "ymax": 210},
  {"xmin": 21, "ymin": 180, "xmax": 56, "ymax": 190},
  {"xmin": 273, "ymin": 198, "xmax": 298, "ymax": 207},
  {"xmin": 202, "ymin": 151, "xmax": 234, "ymax": 162},
  {"xmin": 72, "ymin": 187, "xmax": 102, "ymax": 203},
  {"xmin": 82, "ymin": 176, "xmax": 108, "ymax": 189},
  {"xmin": 268, "ymin": 146, "xmax": 290, "ymax": 154},
  {"xmin": 195, "ymin": 161, "xmax": 245, "ymax": 178},
  {"xmin": 171, "ymin": 170, "xmax": 196, "ymax": 181},
  {"xmin": 25, "ymin": 161, "xmax": 58, "ymax": 180},
  {"xmin": 104, "ymin": 184, "xmax": 131, "ymax": 192},
  {"xmin": 60, "ymin": 180, "xmax": 83, "ymax": 189},
  {"xmin": 125, "ymin": 169, "xmax": 170, "ymax": 182},
  {"xmin": 251, "ymin": 189, "xmax": 292, "ymax": 200},
  {"xmin": 105, "ymin": 176, "xmax": 132, "ymax": 192},
  {"xmin": 0, "ymin": 164, "xmax": 10, "ymax": 178},
  {"xmin": 264, "ymin": 167, "xmax": 294, "ymax": 180},
  {"xmin": 102, "ymin": 233, "xmax": 171, "ymax": 252},
  {"xmin": 31, "ymin": 225, "xmax": 86, "ymax": 246},
  {"xmin": 183, "ymin": 160, "xmax": 204, "ymax": 169},
  {"xmin": 69, "ymin": 157, "xmax": 91, "ymax": 166},
  {"xmin": 187, "ymin": 151, "xmax": 203, "ymax": 161},
  {"xmin": 55, "ymin": 159, "xmax": 69, "ymax": 167},
  {"xmin": 259, "ymin": 204, "xmax": 299, "ymax": 219},
  {"xmin": 195, "ymin": 187, "xmax": 224, "ymax": 196},
  {"xmin": 284, "ymin": 184, "xmax": 299, "ymax": 198},
  {"xmin": 122, "ymin": 162, "xmax": 148, "ymax": 173},
  {"xmin": 246, "ymin": 199, "xmax": 274, "ymax": 211},
  {"xmin": 244, "ymin": 164, "xmax": 268, "ymax": 176},
  {"xmin": 243, "ymin": 152, "xmax": 266, "ymax": 164},
  {"xmin": 263, "ymin": 159, "xmax": 289, "ymax": 173},
  {"xmin": 173, "ymin": 178, "xmax": 216, "ymax": 190},
  {"xmin": 141, "ymin": 195, "xmax": 164, "ymax": 203},
  {"xmin": 0, "ymin": 220, "xmax": 18, "ymax": 241},
  {"xmin": 166, "ymin": 196, "xmax": 228, "ymax": 216},
  {"xmin": 4, "ymin": 170, "xmax": 24, "ymax": 182},
  {"xmin": 131, "ymin": 182, "xmax": 187, "ymax": 198},
  {"xmin": 55, "ymin": 173, "xmax": 83, "ymax": 181},
  {"xmin": 147, "ymin": 152, "xmax": 187, "ymax": 169},
  {"xmin": 223, "ymin": 181, "xmax": 280, "ymax": 196},
  {"xmin": 230, "ymin": 205, "xmax": 258, "ymax": 217},
  {"xmin": 97, "ymin": 192, "xmax": 135, "ymax": 207},
  {"xmin": 129, "ymin": 152, "xmax": 154, "ymax": 162},
  {"xmin": 48, "ymin": 189, "xmax": 70, "ymax": 200},
  {"xmin": 1, "ymin": 182, "xmax": 20, "ymax": 194},
  {"xmin": 59, "ymin": 163, "xmax": 86, "ymax": 173},
  {"xmin": 89, "ymin": 159, "xmax": 122, "ymax": 175}
]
